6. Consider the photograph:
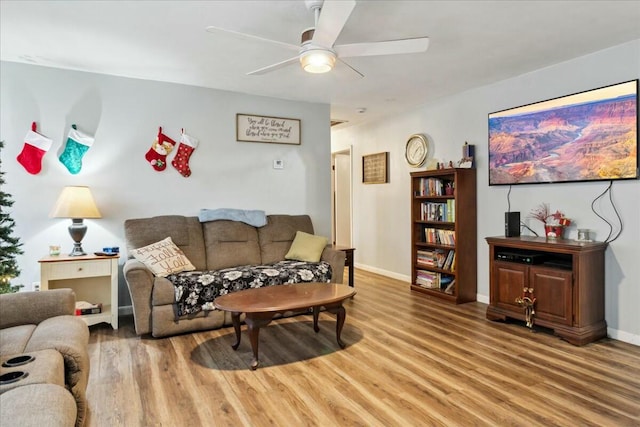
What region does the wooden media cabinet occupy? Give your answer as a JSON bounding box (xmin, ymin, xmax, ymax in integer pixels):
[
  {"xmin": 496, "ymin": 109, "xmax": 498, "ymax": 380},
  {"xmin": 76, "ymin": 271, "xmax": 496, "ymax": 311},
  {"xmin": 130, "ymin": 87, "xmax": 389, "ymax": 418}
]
[{"xmin": 486, "ymin": 236, "xmax": 607, "ymax": 345}]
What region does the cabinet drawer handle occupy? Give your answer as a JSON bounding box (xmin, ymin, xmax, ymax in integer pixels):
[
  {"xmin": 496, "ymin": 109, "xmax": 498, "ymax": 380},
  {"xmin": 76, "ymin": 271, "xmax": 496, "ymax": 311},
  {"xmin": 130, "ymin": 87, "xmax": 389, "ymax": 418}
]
[{"xmin": 78, "ymin": 267, "xmax": 83, "ymax": 271}]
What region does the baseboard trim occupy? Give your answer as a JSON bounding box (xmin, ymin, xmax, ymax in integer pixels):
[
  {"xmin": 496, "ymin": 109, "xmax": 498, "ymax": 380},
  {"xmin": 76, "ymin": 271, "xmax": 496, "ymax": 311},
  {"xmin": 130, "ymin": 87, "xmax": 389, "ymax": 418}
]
[
  {"xmin": 607, "ymin": 328, "xmax": 640, "ymax": 346},
  {"xmin": 354, "ymin": 263, "xmax": 411, "ymax": 283}
]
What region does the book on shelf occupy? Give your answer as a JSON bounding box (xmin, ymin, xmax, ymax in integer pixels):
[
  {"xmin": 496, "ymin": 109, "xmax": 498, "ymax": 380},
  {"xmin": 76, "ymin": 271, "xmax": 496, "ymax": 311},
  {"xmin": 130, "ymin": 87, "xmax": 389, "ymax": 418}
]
[
  {"xmin": 420, "ymin": 201, "xmax": 455, "ymax": 222},
  {"xmin": 416, "ymin": 249, "xmax": 449, "ymax": 268},
  {"xmin": 442, "ymin": 250, "xmax": 456, "ymax": 270},
  {"xmin": 424, "ymin": 228, "xmax": 456, "ymax": 245},
  {"xmin": 415, "ymin": 270, "xmax": 456, "ymax": 290},
  {"xmin": 439, "ymin": 275, "xmax": 454, "ymax": 289},
  {"xmin": 444, "ymin": 279, "xmax": 456, "ymax": 295},
  {"xmin": 415, "ymin": 177, "xmax": 455, "ymax": 197},
  {"xmin": 415, "ymin": 269, "xmax": 439, "ymax": 288},
  {"xmin": 75, "ymin": 301, "xmax": 102, "ymax": 316}
]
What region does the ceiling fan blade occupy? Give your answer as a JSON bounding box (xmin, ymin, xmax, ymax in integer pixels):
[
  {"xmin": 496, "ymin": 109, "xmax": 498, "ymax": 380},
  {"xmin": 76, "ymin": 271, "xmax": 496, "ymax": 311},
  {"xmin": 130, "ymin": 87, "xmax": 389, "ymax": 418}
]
[
  {"xmin": 206, "ymin": 26, "xmax": 299, "ymax": 52},
  {"xmin": 335, "ymin": 37, "xmax": 430, "ymax": 58},
  {"xmin": 338, "ymin": 58, "xmax": 364, "ymax": 79},
  {"xmin": 246, "ymin": 57, "xmax": 300, "ymax": 76},
  {"xmin": 312, "ymin": 0, "xmax": 356, "ymax": 48}
]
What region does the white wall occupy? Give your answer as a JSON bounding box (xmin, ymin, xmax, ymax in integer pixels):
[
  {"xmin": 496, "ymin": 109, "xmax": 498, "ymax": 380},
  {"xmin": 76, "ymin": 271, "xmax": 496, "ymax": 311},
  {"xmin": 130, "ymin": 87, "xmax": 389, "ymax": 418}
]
[
  {"xmin": 332, "ymin": 40, "xmax": 640, "ymax": 345},
  {"xmin": 1, "ymin": 62, "xmax": 331, "ymax": 308}
]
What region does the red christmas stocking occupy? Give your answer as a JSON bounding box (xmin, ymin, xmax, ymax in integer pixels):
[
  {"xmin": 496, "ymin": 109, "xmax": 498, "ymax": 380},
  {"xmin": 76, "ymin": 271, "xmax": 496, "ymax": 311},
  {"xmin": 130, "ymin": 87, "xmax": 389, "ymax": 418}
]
[
  {"xmin": 171, "ymin": 130, "xmax": 199, "ymax": 177},
  {"xmin": 145, "ymin": 127, "xmax": 177, "ymax": 171},
  {"xmin": 17, "ymin": 122, "xmax": 52, "ymax": 175}
]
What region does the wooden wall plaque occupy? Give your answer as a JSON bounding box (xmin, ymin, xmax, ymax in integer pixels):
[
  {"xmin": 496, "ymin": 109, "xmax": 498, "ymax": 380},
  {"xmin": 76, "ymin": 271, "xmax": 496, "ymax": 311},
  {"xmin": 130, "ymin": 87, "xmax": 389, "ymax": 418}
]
[{"xmin": 362, "ymin": 152, "xmax": 389, "ymax": 184}]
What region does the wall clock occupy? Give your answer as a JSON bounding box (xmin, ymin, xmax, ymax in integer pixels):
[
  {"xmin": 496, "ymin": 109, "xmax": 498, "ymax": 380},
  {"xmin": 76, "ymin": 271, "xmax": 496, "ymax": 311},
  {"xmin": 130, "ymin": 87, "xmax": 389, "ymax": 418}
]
[{"xmin": 405, "ymin": 134, "xmax": 428, "ymax": 167}]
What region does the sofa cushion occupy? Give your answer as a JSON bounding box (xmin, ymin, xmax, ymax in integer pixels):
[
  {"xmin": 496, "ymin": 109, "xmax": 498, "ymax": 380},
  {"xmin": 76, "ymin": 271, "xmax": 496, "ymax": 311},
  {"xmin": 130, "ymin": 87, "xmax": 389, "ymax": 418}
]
[
  {"xmin": 258, "ymin": 215, "xmax": 315, "ymax": 264},
  {"xmin": 202, "ymin": 220, "xmax": 261, "ymax": 270},
  {"xmin": 130, "ymin": 237, "xmax": 196, "ymax": 277},
  {"xmin": 0, "ymin": 324, "xmax": 35, "ymax": 356},
  {"xmin": 124, "ymin": 215, "xmax": 207, "ymax": 270},
  {"xmin": 285, "ymin": 231, "xmax": 328, "ymax": 262}
]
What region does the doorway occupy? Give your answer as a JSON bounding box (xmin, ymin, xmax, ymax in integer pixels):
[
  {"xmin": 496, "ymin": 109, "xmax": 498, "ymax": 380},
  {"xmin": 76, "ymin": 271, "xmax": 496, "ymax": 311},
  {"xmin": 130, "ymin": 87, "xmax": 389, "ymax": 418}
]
[{"xmin": 331, "ymin": 148, "xmax": 352, "ymax": 247}]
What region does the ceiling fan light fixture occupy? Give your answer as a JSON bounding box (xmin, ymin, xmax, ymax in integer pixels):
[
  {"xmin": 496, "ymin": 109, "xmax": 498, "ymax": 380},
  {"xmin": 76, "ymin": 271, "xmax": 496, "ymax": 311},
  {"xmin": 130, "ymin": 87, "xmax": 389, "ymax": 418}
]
[{"xmin": 300, "ymin": 49, "xmax": 336, "ymax": 73}]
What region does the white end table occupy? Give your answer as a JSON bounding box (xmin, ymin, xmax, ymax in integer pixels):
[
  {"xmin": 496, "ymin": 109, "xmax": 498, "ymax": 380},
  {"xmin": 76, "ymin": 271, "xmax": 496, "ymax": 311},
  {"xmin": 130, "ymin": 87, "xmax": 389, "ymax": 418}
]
[{"xmin": 39, "ymin": 254, "xmax": 119, "ymax": 329}]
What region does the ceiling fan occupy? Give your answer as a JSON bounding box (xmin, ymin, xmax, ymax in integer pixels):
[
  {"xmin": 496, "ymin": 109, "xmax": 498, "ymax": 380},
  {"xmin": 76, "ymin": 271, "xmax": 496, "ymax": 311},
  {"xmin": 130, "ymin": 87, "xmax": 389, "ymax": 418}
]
[{"xmin": 205, "ymin": 0, "xmax": 429, "ymax": 78}]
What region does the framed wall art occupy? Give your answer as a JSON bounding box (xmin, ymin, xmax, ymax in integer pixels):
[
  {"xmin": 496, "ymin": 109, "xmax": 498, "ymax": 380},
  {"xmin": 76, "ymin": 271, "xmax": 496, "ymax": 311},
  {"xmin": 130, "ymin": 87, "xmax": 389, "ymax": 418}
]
[
  {"xmin": 236, "ymin": 114, "xmax": 301, "ymax": 145},
  {"xmin": 362, "ymin": 152, "xmax": 389, "ymax": 184}
]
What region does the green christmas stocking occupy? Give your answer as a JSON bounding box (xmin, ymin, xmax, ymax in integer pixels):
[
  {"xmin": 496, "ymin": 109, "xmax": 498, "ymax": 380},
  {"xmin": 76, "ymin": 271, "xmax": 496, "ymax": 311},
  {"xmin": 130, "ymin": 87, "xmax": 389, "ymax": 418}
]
[{"xmin": 59, "ymin": 124, "xmax": 94, "ymax": 174}]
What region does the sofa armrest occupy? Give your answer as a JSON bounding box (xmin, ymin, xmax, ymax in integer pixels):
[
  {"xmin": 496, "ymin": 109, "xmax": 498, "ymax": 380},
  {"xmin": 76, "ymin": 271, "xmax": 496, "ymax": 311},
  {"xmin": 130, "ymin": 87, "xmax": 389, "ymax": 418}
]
[
  {"xmin": 321, "ymin": 247, "xmax": 346, "ymax": 284},
  {"xmin": 0, "ymin": 289, "xmax": 75, "ymax": 329},
  {"xmin": 123, "ymin": 259, "xmax": 155, "ymax": 335}
]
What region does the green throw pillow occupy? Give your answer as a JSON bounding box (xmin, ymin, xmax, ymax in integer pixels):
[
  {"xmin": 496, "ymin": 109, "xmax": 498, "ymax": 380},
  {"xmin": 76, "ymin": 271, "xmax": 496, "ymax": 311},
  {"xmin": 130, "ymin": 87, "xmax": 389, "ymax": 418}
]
[{"xmin": 285, "ymin": 231, "xmax": 328, "ymax": 262}]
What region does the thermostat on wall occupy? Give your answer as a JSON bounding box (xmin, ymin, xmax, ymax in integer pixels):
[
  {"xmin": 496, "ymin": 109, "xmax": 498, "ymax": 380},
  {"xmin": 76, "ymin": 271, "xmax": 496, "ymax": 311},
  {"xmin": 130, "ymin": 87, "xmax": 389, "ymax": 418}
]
[{"xmin": 273, "ymin": 160, "xmax": 284, "ymax": 169}]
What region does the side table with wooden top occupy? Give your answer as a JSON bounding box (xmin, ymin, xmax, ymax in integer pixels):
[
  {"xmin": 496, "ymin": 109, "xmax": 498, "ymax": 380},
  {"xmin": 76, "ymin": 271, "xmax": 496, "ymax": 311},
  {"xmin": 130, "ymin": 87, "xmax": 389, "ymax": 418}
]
[
  {"xmin": 332, "ymin": 245, "xmax": 355, "ymax": 287},
  {"xmin": 39, "ymin": 254, "xmax": 119, "ymax": 329}
]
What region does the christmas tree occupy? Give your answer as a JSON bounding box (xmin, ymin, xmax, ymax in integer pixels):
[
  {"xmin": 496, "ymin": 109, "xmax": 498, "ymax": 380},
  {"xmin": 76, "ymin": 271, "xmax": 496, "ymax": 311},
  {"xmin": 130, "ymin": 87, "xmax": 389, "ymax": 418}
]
[{"xmin": 0, "ymin": 140, "xmax": 24, "ymax": 293}]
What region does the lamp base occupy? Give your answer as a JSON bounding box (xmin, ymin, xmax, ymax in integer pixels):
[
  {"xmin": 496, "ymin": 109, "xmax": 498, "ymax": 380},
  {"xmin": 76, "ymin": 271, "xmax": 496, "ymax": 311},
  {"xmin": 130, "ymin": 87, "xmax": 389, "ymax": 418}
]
[
  {"xmin": 68, "ymin": 218, "xmax": 88, "ymax": 256},
  {"xmin": 69, "ymin": 243, "xmax": 86, "ymax": 257}
]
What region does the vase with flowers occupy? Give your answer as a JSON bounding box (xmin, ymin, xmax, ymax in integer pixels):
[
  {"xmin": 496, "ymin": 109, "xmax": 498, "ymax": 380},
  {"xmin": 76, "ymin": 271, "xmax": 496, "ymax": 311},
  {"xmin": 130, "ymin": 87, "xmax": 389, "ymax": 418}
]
[{"xmin": 529, "ymin": 203, "xmax": 572, "ymax": 239}]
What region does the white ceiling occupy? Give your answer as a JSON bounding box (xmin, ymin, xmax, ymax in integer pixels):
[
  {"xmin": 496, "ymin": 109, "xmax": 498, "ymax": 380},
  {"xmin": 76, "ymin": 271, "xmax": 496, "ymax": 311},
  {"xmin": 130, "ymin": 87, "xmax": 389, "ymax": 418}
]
[{"xmin": 2, "ymin": 1, "xmax": 640, "ymax": 128}]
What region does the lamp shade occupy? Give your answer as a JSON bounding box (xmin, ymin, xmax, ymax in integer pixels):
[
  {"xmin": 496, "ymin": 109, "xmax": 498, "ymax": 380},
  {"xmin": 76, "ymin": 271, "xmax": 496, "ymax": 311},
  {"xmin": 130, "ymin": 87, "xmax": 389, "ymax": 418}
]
[{"xmin": 50, "ymin": 186, "xmax": 102, "ymax": 219}]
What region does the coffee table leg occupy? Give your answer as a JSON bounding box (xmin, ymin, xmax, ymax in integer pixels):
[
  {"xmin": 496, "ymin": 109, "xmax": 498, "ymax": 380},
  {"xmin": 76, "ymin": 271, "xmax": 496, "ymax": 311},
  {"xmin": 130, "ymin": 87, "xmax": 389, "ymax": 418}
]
[
  {"xmin": 325, "ymin": 303, "xmax": 347, "ymax": 348},
  {"xmin": 313, "ymin": 306, "xmax": 320, "ymax": 333},
  {"xmin": 244, "ymin": 313, "xmax": 275, "ymax": 370},
  {"xmin": 335, "ymin": 305, "xmax": 347, "ymax": 348},
  {"xmin": 230, "ymin": 312, "xmax": 241, "ymax": 350}
]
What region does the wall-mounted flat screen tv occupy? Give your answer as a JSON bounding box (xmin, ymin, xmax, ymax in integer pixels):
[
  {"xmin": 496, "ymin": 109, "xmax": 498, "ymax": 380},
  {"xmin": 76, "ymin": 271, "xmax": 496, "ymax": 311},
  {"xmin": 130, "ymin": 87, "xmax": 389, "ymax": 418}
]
[{"xmin": 488, "ymin": 79, "xmax": 638, "ymax": 185}]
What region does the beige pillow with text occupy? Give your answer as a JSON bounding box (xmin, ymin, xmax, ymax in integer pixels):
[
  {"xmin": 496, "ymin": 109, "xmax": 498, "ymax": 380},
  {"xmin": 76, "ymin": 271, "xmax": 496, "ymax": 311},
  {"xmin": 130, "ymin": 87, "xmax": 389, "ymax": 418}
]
[{"xmin": 131, "ymin": 237, "xmax": 195, "ymax": 277}]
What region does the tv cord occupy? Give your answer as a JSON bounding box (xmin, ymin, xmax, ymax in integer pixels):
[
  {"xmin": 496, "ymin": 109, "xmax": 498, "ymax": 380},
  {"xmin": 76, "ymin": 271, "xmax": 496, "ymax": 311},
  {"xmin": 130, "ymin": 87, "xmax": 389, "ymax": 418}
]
[{"xmin": 591, "ymin": 180, "xmax": 623, "ymax": 244}]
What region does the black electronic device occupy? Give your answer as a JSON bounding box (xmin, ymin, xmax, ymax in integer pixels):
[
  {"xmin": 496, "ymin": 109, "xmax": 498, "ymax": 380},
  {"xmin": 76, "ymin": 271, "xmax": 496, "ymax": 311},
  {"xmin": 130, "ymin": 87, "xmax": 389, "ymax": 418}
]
[
  {"xmin": 496, "ymin": 251, "xmax": 547, "ymax": 265},
  {"xmin": 505, "ymin": 212, "xmax": 521, "ymax": 237}
]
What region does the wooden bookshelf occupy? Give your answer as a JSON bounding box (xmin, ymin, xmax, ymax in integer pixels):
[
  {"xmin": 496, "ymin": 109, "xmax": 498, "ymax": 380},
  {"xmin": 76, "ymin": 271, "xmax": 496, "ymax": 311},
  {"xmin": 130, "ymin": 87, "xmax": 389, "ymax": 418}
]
[{"xmin": 410, "ymin": 168, "xmax": 477, "ymax": 303}]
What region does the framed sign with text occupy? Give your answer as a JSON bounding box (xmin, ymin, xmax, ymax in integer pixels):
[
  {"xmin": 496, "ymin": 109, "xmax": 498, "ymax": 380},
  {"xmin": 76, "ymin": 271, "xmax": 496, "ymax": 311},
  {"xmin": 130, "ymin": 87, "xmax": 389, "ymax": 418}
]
[
  {"xmin": 236, "ymin": 114, "xmax": 301, "ymax": 145},
  {"xmin": 362, "ymin": 152, "xmax": 389, "ymax": 184}
]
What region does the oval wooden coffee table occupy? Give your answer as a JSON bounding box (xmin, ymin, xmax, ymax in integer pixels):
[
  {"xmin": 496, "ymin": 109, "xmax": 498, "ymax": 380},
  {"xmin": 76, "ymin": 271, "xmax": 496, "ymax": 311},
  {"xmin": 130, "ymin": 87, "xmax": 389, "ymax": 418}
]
[{"xmin": 214, "ymin": 283, "xmax": 356, "ymax": 370}]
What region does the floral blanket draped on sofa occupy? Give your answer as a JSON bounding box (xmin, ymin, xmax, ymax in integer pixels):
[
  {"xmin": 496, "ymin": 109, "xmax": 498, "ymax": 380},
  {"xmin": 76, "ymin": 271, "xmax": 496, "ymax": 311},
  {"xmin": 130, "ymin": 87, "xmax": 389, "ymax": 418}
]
[{"xmin": 167, "ymin": 260, "xmax": 332, "ymax": 316}]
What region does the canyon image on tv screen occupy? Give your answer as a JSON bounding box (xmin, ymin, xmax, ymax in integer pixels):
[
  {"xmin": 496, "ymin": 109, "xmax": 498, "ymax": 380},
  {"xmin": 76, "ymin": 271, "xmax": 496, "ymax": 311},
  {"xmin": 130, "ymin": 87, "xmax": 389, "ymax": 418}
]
[{"xmin": 488, "ymin": 80, "xmax": 638, "ymax": 186}]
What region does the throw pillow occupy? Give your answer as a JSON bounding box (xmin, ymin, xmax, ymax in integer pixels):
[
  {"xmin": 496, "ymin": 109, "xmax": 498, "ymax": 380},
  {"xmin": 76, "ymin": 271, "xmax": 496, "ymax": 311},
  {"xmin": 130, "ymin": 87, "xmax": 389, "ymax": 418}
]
[
  {"xmin": 131, "ymin": 237, "xmax": 195, "ymax": 277},
  {"xmin": 285, "ymin": 231, "xmax": 328, "ymax": 263}
]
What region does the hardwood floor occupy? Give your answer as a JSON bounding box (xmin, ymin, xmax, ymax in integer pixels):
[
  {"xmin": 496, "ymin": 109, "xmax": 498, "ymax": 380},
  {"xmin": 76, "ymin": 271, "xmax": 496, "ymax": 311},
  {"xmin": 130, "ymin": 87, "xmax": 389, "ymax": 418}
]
[{"xmin": 86, "ymin": 269, "xmax": 640, "ymax": 426}]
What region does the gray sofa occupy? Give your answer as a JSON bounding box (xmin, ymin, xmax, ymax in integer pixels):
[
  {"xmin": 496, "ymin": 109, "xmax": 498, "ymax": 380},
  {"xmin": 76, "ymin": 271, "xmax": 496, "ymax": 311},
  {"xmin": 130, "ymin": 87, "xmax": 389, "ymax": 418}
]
[
  {"xmin": 0, "ymin": 288, "xmax": 90, "ymax": 427},
  {"xmin": 123, "ymin": 214, "xmax": 345, "ymax": 338}
]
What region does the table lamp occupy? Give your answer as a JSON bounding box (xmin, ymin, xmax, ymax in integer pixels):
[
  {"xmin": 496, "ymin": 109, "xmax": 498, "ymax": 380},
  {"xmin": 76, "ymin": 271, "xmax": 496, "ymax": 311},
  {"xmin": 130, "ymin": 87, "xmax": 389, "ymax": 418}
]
[{"xmin": 50, "ymin": 186, "xmax": 102, "ymax": 256}]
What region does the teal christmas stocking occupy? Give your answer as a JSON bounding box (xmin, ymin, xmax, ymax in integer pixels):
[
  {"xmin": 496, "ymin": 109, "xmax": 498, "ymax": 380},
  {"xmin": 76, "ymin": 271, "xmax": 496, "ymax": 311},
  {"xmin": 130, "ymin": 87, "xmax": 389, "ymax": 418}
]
[{"xmin": 59, "ymin": 124, "xmax": 94, "ymax": 174}]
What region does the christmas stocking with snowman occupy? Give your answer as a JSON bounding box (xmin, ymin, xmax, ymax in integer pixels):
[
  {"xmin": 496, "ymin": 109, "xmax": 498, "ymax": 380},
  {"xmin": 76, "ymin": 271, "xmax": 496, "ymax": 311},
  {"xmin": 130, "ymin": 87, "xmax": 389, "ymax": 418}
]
[{"xmin": 145, "ymin": 127, "xmax": 176, "ymax": 171}]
